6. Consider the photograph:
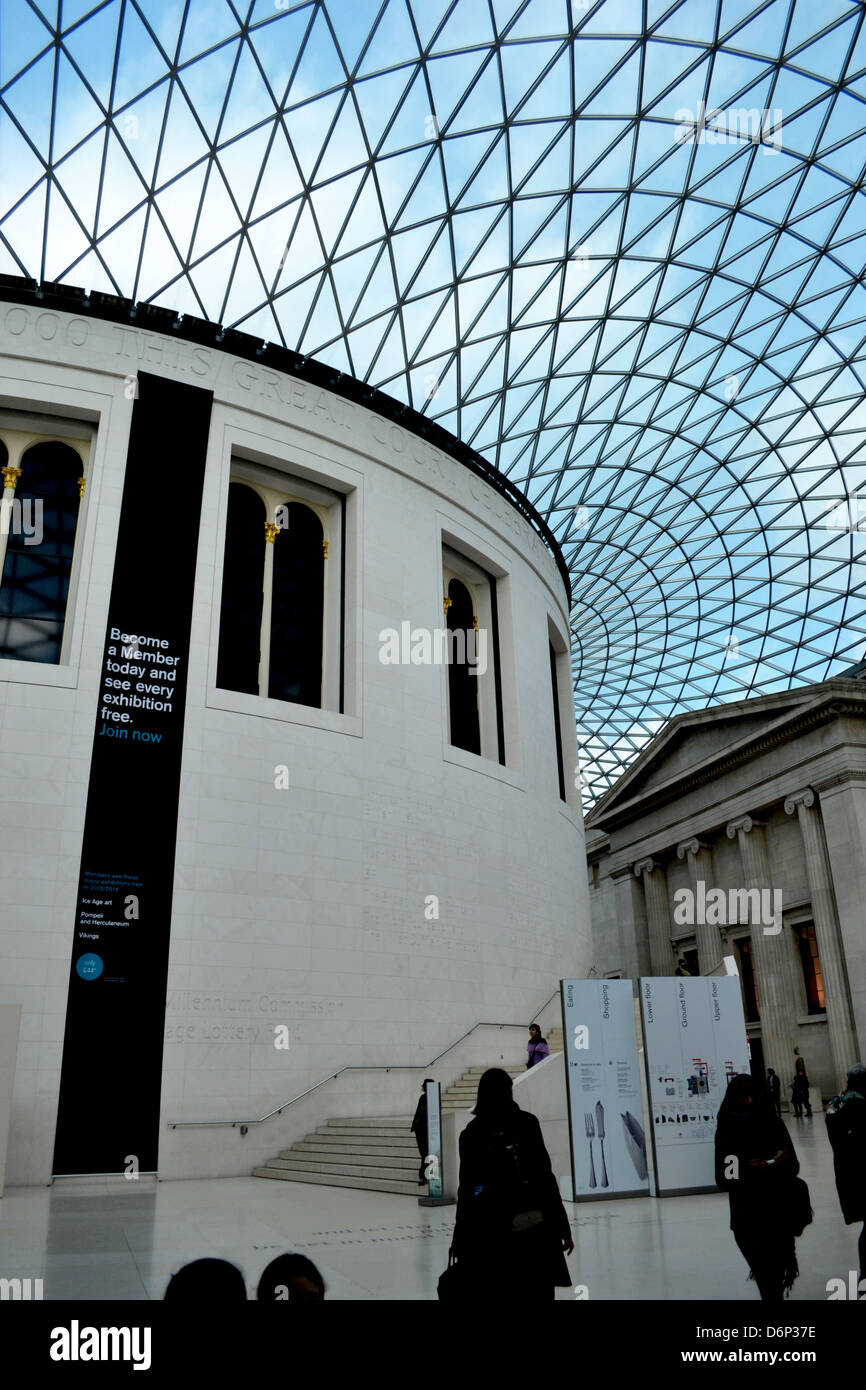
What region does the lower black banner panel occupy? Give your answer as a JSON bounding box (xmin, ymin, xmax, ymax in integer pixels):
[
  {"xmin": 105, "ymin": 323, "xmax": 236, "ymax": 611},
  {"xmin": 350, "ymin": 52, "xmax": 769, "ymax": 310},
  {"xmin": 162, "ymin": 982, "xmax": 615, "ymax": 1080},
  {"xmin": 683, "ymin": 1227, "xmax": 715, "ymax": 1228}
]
[{"xmin": 53, "ymin": 371, "xmax": 212, "ymax": 1175}]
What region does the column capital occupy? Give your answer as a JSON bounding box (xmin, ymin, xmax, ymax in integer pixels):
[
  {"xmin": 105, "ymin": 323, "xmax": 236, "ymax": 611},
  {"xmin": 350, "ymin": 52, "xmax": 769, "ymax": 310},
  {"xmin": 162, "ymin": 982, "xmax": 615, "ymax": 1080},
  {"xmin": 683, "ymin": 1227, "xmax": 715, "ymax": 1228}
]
[
  {"xmin": 634, "ymin": 857, "xmax": 656, "ymax": 878},
  {"xmin": 784, "ymin": 788, "xmax": 815, "ymax": 816},
  {"xmin": 726, "ymin": 815, "xmax": 764, "ymax": 839},
  {"xmin": 610, "ymin": 863, "xmax": 637, "ymax": 882},
  {"xmin": 676, "ymin": 837, "xmax": 708, "ymax": 859}
]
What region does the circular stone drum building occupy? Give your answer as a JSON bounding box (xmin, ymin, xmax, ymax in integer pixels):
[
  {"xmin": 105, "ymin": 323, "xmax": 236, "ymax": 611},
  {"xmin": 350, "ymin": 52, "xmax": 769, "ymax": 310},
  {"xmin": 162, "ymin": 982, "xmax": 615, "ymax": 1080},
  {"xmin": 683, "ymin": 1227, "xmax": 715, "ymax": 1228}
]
[{"xmin": 0, "ymin": 281, "xmax": 589, "ymax": 1184}]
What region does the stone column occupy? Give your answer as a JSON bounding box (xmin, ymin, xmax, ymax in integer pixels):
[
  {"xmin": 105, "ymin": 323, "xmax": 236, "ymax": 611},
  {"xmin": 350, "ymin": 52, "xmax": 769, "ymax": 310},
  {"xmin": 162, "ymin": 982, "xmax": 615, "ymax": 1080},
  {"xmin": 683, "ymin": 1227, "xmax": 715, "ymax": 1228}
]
[
  {"xmin": 726, "ymin": 815, "xmax": 799, "ymax": 1095},
  {"xmin": 634, "ymin": 857, "xmax": 675, "ymax": 975},
  {"xmin": 612, "ymin": 865, "xmax": 651, "ymax": 983},
  {"xmin": 259, "ymin": 519, "xmax": 279, "ymax": 693},
  {"xmin": 0, "ymin": 461, "xmax": 23, "ymax": 581},
  {"xmin": 816, "ymin": 776, "xmax": 866, "ymax": 1065},
  {"xmin": 676, "ymin": 837, "xmax": 718, "ymax": 974},
  {"xmin": 784, "ymin": 788, "xmax": 858, "ymax": 1092}
]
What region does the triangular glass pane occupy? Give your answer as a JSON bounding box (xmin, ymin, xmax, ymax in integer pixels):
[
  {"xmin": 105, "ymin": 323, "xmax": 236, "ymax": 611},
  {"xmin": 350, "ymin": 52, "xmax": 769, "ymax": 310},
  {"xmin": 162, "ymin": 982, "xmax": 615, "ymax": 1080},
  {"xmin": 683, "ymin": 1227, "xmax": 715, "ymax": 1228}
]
[
  {"xmin": 358, "ymin": 0, "xmax": 420, "ymax": 76},
  {"xmin": 61, "ymin": 0, "xmax": 121, "ymax": 110},
  {"xmin": 175, "ymin": 41, "xmax": 239, "ymax": 143},
  {"xmin": 327, "ymin": 0, "xmax": 386, "ymax": 74},
  {"xmin": 178, "ymin": 0, "xmax": 240, "ymax": 64},
  {"xmin": 354, "ymin": 68, "xmax": 416, "ymax": 152},
  {"xmin": 246, "ymin": 12, "xmax": 311, "ymax": 102}
]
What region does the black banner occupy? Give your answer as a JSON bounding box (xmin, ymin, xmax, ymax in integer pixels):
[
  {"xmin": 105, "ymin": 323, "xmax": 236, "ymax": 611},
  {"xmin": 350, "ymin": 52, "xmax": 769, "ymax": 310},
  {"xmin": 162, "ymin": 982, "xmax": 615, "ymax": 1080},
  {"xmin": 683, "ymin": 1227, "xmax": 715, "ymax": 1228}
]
[
  {"xmin": 53, "ymin": 371, "xmax": 212, "ymax": 1175},
  {"xmin": 7, "ymin": 1299, "xmax": 860, "ymax": 1370}
]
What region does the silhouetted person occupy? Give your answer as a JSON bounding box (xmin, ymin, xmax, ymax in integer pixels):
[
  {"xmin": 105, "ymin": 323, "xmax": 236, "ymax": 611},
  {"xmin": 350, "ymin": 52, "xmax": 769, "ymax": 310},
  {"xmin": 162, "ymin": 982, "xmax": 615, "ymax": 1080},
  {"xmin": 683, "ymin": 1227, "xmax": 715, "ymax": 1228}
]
[
  {"xmin": 826, "ymin": 1062, "xmax": 866, "ymax": 1288},
  {"xmin": 526, "ymin": 1023, "xmax": 549, "ymax": 1069},
  {"xmin": 164, "ymin": 1258, "xmax": 247, "ymax": 1301},
  {"xmin": 767, "ymin": 1068, "xmax": 781, "ymax": 1117},
  {"xmin": 257, "ymin": 1253, "xmax": 325, "ymax": 1301},
  {"xmin": 411, "ymin": 1078, "xmax": 435, "ymax": 1184},
  {"xmin": 675, "ymin": 958, "xmax": 691, "ymax": 976},
  {"xmin": 715, "ymin": 1073, "xmax": 800, "ymax": 1302},
  {"xmin": 790, "ymin": 1056, "xmax": 812, "ymax": 1117},
  {"xmin": 451, "ymin": 1067, "xmax": 573, "ymax": 1300}
]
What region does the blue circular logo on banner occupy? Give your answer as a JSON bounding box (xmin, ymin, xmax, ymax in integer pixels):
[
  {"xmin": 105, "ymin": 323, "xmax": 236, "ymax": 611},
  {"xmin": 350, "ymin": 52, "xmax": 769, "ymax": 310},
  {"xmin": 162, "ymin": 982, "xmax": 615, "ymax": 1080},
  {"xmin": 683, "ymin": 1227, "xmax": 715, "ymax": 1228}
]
[{"xmin": 76, "ymin": 953, "xmax": 103, "ymax": 981}]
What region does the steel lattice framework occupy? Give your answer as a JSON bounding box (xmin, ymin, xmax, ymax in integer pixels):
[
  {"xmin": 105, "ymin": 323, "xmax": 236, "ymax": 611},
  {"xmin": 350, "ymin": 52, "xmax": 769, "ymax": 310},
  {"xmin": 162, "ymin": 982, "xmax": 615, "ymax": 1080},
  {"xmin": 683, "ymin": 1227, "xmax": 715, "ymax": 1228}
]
[{"xmin": 2, "ymin": 0, "xmax": 866, "ymax": 805}]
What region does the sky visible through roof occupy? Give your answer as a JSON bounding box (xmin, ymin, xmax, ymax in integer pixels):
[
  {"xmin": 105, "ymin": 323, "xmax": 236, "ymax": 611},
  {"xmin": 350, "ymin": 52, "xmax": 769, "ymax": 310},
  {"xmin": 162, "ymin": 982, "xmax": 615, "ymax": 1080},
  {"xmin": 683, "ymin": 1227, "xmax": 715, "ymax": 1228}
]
[{"xmin": 2, "ymin": 0, "xmax": 866, "ymax": 806}]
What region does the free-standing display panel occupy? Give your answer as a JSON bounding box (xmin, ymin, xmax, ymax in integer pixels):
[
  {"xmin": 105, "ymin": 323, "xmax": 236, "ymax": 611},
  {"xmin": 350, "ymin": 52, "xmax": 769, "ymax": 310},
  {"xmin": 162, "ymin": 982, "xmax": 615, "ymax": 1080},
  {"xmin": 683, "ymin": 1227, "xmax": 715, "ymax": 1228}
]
[
  {"xmin": 561, "ymin": 979, "xmax": 649, "ymax": 1200},
  {"xmin": 640, "ymin": 975, "xmax": 750, "ymax": 1195}
]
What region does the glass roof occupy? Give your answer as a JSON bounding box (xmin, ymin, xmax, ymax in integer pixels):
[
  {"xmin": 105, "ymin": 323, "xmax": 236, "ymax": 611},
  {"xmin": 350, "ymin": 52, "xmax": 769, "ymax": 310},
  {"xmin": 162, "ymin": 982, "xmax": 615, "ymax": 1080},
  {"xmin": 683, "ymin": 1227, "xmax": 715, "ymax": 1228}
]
[{"xmin": 2, "ymin": 0, "xmax": 866, "ymax": 807}]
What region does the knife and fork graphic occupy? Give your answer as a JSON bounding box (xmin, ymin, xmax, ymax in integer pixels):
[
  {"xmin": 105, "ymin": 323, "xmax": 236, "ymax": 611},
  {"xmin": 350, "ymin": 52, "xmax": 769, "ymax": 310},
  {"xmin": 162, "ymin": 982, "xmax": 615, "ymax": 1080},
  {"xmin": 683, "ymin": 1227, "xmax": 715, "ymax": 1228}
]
[{"xmin": 584, "ymin": 1101, "xmax": 609, "ymax": 1189}]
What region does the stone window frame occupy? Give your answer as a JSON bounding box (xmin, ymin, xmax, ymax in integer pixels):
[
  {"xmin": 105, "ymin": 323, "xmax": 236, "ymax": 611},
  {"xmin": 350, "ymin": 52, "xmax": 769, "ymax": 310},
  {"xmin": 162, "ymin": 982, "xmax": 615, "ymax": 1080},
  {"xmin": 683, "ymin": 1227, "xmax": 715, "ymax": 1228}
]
[
  {"xmin": 218, "ymin": 459, "xmax": 344, "ymax": 714},
  {"xmin": 0, "ymin": 409, "xmax": 92, "ymax": 667},
  {"xmin": 442, "ymin": 541, "xmax": 502, "ymax": 765}
]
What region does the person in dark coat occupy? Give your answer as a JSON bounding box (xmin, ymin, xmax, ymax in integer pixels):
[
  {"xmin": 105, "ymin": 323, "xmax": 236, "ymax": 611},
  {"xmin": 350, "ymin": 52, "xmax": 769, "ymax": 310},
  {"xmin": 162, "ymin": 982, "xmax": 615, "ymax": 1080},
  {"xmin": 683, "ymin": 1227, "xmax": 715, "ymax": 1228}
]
[
  {"xmin": 526, "ymin": 1023, "xmax": 550, "ymax": 1069},
  {"xmin": 164, "ymin": 1258, "xmax": 247, "ymax": 1301},
  {"xmin": 825, "ymin": 1062, "xmax": 866, "ymax": 1285},
  {"xmin": 411, "ymin": 1079, "xmax": 435, "ymax": 1185},
  {"xmin": 790, "ymin": 1056, "xmax": 812, "ymax": 1117},
  {"xmin": 715, "ymin": 1072, "xmax": 800, "ymax": 1302},
  {"xmin": 451, "ymin": 1068, "xmax": 573, "ymax": 1299},
  {"xmin": 766, "ymin": 1068, "xmax": 782, "ymax": 1118},
  {"xmin": 257, "ymin": 1253, "xmax": 325, "ymax": 1301}
]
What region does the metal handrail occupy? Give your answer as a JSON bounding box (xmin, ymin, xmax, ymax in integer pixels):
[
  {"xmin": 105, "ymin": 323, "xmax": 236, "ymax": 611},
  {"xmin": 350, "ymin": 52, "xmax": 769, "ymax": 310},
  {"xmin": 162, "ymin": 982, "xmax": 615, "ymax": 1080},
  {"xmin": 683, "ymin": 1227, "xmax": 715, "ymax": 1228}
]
[{"xmin": 167, "ymin": 990, "xmax": 559, "ymax": 1130}]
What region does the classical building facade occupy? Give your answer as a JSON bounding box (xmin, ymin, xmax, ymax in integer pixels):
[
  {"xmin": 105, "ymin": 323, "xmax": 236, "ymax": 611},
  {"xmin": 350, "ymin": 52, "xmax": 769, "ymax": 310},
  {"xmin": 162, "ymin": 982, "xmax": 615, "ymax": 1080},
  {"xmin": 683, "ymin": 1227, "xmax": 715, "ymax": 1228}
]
[{"xmin": 585, "ymin": 674, "xmax": 866, "ymax": 1102}]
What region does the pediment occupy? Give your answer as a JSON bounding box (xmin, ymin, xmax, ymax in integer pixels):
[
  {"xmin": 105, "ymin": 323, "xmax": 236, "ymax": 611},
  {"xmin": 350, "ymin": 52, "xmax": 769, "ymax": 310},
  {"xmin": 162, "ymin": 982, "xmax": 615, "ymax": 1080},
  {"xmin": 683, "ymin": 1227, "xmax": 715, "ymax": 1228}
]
[{"xmin": 585, "ymin": 690, "xmax": 816, "ymax": 824}]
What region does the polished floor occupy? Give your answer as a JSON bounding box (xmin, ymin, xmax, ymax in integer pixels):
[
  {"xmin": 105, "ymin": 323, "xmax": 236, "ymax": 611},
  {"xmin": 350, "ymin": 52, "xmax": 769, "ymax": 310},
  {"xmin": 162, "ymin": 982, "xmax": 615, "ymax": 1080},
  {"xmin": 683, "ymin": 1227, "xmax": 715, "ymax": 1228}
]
[{"xmin": 0, "ymin": 1116, "xmax": 859, "ymax": 1300}]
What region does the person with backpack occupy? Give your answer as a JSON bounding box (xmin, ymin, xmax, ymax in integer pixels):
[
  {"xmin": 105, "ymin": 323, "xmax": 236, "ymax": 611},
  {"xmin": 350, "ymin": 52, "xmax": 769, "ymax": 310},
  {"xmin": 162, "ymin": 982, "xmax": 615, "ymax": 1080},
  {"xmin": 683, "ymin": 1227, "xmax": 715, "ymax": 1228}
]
[
  {"xmin": 825, "ymin": 1062, "xmax": 866, "ymax": 1287},
  {"xmin": 714, "ymin": 1072, "xmax": 801, "ymax": 1302},
  {"xmin": 449, "ymin": 1068, "xmax": 574, "ymax": 1300}
]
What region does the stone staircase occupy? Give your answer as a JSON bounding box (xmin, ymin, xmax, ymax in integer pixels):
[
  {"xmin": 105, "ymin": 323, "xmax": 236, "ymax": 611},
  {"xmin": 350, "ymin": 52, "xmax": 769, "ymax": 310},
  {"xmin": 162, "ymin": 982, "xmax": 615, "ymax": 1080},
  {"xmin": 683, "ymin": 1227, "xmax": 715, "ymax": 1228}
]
[
  {"xmin": 439, "ymin": 1026, "xmax": 564, "ymax": 1111},
  {"xmin": 253, "ymin": 1028, "xmax": 564, "ymax": 1196},
  {"xmin": 253, "ymin": 1117, "xmax": 420, "ymax": 1196},
  {"xmin": 442, "ymin": 1063, "xmax": 524, "ymax": 1112}
]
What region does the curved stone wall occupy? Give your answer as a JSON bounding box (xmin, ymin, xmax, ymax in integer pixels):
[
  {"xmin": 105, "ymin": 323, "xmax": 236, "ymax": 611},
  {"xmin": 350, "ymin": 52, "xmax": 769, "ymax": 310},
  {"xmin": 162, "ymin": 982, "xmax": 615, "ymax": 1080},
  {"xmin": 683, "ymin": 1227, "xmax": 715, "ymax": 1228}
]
[{"xmin": 0, "ymin": 299, "xmax": 589, "ymax": 1182}]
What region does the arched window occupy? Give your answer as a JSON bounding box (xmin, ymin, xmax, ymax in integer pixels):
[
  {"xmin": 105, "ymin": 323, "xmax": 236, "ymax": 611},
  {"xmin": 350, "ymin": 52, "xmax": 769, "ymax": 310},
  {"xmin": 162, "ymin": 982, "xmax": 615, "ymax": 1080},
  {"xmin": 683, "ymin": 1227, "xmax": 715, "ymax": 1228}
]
[
  {"xmin": 269, "ymin": 502, "xmax": 324, "ymax": 706},
  {"xmin": 446, "ymin": 576, "xmax": 481, "ymax": 756},
  {"xmin": 0, "ymin": 440, "xmax": 82, "ymax": 664},
  {"xmin": 549, "ymin": 640, "xmax": 566, "ymax": 801},
  {"xmin": 442, "ymin": 543, "xmax": 504, "ymax": 764},
  {"xmin": 216, "ymin": 483, "xmax": 265, "ymax": 696},
  {"xmin": 216, "ymin": 473, "xmax": 334, "ymax": 711}
]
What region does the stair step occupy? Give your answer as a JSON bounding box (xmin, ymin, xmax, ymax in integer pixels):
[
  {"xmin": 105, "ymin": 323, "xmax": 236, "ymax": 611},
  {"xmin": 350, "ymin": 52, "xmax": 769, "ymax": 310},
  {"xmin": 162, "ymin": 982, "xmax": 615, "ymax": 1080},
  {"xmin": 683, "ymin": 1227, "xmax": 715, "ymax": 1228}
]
[
  {"xmin": 326, "ymin": 1116, "xmax": 411, "ymax": 1127},
  {"xmin": 463, "ymin": 1067, "xmax": 523, "ymax": 1075},
  {"xmin": 294, "ymin": 1141, "xmax": 416, "ymax": 1157},
  {"xmin": 266, "ymin": 1156, "xmax": 418, "ymax": 1181},
  {"xmin": 253, "ymin": 1167, "xmax": 420, "ymax": 1196},
  {"xmin": 460, "ymin": 1074, "xmax": 521, "ymax": 1082},
  {"xmin": 282, "ymin": 1147, "xmax": 417, "ymax": 1169},
  {"xmin": 289, "ymin": 1145, "xmax": 414, "ymax": 1156},
  {"xmin": 315, "ymin": 1128, "xmax": 417, "ymax": 1139}
]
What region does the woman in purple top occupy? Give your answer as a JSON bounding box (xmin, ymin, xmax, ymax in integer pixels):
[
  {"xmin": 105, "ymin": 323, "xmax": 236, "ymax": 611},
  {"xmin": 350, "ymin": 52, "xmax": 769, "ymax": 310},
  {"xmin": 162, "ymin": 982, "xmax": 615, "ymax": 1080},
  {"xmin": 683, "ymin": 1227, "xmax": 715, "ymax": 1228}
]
[{"xmin": 527, "ymin": 1024, "xmax": 549, "ymax": 1069}]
